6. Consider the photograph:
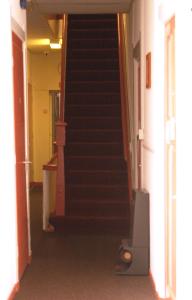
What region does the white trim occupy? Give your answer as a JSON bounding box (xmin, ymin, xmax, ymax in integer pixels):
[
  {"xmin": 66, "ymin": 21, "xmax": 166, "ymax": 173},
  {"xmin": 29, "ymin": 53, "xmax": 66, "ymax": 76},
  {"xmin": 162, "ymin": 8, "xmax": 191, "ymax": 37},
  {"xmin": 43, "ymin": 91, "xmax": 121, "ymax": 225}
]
[
  {"xmin": 11, "ymin": 17, "xmax": 25, "ymax": 41},
  {"xmin": 23, "ymin": 40, "xmax": 32, "ymax": 258}
]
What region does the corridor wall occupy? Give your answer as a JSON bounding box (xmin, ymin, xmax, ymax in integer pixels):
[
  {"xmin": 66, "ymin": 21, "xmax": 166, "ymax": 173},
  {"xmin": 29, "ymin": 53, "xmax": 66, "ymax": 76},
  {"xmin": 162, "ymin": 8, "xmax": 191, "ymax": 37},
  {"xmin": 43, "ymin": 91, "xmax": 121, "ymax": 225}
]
[{"xmin": 28, "ymin": 52, "xmax": 61, "ymax": 182}]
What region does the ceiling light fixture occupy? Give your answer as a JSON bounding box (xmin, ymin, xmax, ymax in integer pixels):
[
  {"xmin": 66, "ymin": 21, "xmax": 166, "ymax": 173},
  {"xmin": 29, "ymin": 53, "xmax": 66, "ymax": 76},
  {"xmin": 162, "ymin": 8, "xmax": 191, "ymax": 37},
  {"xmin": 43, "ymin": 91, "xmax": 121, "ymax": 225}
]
[{"xmin": 49, "ymin": 39, "xmax": 62, "ymax": 49}]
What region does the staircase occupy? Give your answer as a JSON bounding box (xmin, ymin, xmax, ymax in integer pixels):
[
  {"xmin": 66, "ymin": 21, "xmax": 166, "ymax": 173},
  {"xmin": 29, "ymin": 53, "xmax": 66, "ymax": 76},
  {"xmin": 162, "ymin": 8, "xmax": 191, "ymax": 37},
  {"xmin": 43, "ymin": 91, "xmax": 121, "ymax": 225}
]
[{"xmin": 53, "ymin": 14, "xmax": 130, "ymax": 233}]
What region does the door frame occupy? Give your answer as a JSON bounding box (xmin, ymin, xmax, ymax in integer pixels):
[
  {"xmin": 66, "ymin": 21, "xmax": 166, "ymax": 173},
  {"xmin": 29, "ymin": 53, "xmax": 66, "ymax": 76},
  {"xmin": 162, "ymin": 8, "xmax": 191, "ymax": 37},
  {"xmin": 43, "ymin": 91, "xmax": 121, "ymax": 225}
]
[{"xmin": 164, "ymin": 16, "xmax": 176, "ymax": 300}]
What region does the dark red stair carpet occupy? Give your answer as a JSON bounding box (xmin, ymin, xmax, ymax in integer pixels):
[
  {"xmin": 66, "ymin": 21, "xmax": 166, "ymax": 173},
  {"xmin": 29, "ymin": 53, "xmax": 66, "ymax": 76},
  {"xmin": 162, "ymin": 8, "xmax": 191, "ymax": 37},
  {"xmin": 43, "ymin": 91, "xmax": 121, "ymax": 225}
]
[{"xmin": 51, "ymin": 14, "xmax": 130, "ymax": 234}]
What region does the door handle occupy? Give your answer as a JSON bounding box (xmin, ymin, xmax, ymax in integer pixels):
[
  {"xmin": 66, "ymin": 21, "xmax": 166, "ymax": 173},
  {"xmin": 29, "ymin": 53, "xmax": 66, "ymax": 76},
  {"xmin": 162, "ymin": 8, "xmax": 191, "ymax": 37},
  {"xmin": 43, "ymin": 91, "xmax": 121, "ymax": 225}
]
[{"xmin": 22, "ymin": 161, "xmax": 32, "ymax": 164}]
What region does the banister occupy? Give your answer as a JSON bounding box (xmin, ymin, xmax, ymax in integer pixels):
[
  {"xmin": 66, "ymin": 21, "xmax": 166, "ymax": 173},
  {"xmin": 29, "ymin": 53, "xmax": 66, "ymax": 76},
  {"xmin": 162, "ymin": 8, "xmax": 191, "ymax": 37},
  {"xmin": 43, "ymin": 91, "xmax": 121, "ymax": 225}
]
[
  {"xmin": 59, "ymin": 14, "xmax": 68, "ymax": 122},
  {"xmin": 117, "ymin": 13, "xmax": 132, "ymax": 201},
  {"xmin": 55, "ymin": 14, "xmax": 68, "ymax": 216},
  {"xmin": 43, "ymin": 153, "xmax": 57, "ymax": 171},
  {"xmin": 43, "ymin": 153, "xmax": 57, "ymax": 232}
]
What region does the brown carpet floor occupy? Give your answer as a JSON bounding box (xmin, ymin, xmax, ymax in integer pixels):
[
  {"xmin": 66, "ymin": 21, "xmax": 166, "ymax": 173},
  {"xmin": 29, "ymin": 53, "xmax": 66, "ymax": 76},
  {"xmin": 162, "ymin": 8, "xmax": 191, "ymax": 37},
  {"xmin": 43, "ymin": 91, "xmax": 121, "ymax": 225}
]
[{"xmin": 15, "ymin": 188, "xmax": 157, "ymax": 300}]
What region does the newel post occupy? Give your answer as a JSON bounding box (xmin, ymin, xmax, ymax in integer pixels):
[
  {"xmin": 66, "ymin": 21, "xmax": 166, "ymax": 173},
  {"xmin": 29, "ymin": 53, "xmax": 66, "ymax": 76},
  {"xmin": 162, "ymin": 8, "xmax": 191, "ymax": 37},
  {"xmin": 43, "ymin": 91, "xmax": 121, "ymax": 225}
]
[{"xmin": 55, "ymin": 121, "xmax": 67, "ymax": 216}]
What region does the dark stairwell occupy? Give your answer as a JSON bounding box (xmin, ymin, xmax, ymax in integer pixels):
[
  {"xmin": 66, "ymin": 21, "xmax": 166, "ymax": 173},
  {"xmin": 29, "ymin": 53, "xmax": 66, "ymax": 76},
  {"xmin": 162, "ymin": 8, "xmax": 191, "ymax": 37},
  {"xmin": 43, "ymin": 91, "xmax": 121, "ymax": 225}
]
[{"xmin": 61, "ymin": 14, "xmax": 130, "ymax": 233}]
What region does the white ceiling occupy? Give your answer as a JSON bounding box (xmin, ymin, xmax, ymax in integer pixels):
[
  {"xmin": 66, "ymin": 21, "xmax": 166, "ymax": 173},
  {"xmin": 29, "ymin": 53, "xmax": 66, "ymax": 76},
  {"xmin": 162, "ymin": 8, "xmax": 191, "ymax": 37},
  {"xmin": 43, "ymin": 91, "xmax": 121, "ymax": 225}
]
[
  {"xmin": 36, "ymin": 0, "xmax": 132, "ymax": 14},
  {"xmin": 27, "ymin": 0, "xmax": 133, "ymax": 53}
]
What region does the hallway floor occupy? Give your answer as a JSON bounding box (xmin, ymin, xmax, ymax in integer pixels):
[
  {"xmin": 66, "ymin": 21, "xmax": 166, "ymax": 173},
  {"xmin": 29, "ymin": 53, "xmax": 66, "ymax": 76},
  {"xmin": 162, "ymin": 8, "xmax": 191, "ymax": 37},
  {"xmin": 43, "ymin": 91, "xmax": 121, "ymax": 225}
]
[{"xmin": 15, "ymin": 188, "xmax": 157, "ymax": 300}]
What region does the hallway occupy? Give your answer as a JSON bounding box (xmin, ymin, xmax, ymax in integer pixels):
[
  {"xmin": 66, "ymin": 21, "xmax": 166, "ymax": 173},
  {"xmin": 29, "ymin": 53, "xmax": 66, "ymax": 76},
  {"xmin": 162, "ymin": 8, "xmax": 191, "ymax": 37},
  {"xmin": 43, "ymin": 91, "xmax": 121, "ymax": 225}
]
[{"xmin": 15, "ymin": 188, "xmax": 156, "ymax": 300}]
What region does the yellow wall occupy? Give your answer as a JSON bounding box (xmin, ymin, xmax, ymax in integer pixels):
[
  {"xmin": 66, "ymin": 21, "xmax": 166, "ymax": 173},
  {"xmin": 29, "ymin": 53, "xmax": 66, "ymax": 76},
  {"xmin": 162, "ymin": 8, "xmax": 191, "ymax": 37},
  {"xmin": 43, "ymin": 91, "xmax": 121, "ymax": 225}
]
[{"xmin": 28, "ymin": 51, "xmax": 61, "ymax": 182}]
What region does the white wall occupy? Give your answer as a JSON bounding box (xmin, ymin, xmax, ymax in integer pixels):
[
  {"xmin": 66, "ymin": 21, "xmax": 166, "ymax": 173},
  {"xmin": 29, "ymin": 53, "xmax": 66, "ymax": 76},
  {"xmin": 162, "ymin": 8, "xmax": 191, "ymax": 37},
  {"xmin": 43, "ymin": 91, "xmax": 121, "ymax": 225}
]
[
  {"xmin": 142, "ymin": 0, "xmax": 166, "ymax": 296},
  {"xmin": 0, "ymin": 1, "xmax": 26, "ymax": 299},
  {"xmin": 130, "ymin": 0, "xmax": 175, "ymax": 297}
]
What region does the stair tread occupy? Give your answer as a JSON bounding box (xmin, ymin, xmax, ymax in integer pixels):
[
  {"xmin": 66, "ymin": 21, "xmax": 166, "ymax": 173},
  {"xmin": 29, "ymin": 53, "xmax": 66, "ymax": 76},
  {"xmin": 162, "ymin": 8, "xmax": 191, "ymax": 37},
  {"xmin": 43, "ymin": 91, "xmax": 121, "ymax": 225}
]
[
  {"xmin": 66, "ymin": 142, "xmax": 121, "ymax": 145},
  {"xmin": 67, "ymin": 70, "xmax": 119, "ymax": 74},
  {"xmin": 68, "ymin": 38, "xmax": 117, "ymax": 41},
  {"xmin": 70, "ymin": 18, "xmax": 116, "ymax": 23},
  {"xmin": 67, "ymin": 128, "xmax": 121, "ymax": 130},
  {"xmin": 66, "ymin": 155, "xmax": 124, "ymax": 158},
  {"xmin": 69, "ymin": 48, "xmax": 118, "ymax": 52},
  {"xmin": 67, "ymin": 116, "xmax": 121, "ymax": 119},
  {"xmin": 70, "ymin": 28, "xmax": 116, "ymax": 32},
  {"xmin": 64, "ymin": 215, "xmax": 129, "ymax": 221},
  {"xmin": 67, "ymin": 103, "xmax": 120, "ymax": 109},
  {"xmin": 68, "ymin": 58, "xmax": 118, "ymax": 61},
  {"xmin": 67, "ymin": 92, "xmax": 119, "ymax": 95},
  {"xmin": 67, "ymin": 170, "xmax": 127, "ymax": 173},
  {"xmin": 66, "ymin": 80, "xmax": 119, "ymax": 83},
  {"xmin": 68, "ymin": 184, "xmax": 128, "ymax": 187},
  {"xmin": 69, "ymin": 198, "xmax": 128, "ymax": 203},
  {"xmin": 69, "ymin": 14, "xmax": 116, "ymax": 19}
]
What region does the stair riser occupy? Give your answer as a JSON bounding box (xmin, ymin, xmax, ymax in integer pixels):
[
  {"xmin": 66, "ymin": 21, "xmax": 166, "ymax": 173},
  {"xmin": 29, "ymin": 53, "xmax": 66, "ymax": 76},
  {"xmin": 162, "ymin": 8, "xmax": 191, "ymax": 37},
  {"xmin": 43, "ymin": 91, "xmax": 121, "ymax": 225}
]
[
  {"xmin": 67, "ymin": 71, "xmax": 119, "ymax": 81},
  {"xmin": 66, "ymin": 94, "xmax": 120, "ymax": 105},
  {"xmin": 68, "ymin": 39, "xmax": 118, "ymax": 50},
  {"xmin": 68, "ymin": 49, "xmax": 118, "ymax": 60},
  {"xmin": 65, "ymin": 105, "xmax": 121, "ymax": 117},
  {"xmin": 65, "ymin": 157, "xmax": 127, "ymax": 170},
  {"xmin": 66, "ymin": 130, "xmax": 122, "ymax": 143},
  {"xmin": 65, "ymin": 143, "xmax": 123, "ymax": 156},
  {"xmin": 66, "ymin": 172, "xmax": 128, "ymax": 185},
  {"xmin": 66, "ymin": 81, "xmax": 120, "ymax": 93},
  {"xmin": 68, "ymin": 186, "xmax": 128, "ymax": 199},
  {"xmin": 67, "ymin": 202, "xmax": 129, "ymax": 218},
  {"xmin": 70, "ymin": 14, "xmax": 117, "ymax": 20},
  {"xmin": 67, "ymin": 59, "xmax": 119, "ymax": 71},
  {"xmin": 69, "ymin": 20, "xmax": 117, "ymax": 30},
  {"xmin": 67, "ymin": 118, "xmax": 121, "ymax": 130},
  {"xmin": 69, "ymin": 30, "xmax": 117, "ymax": 39}
]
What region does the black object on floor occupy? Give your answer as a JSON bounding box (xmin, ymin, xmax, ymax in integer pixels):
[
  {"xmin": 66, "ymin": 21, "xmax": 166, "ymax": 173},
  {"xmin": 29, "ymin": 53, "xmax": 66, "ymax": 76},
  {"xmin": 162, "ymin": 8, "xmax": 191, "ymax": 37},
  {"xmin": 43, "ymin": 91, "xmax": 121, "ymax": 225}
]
[{"xmin": 115, "ymin": 190, "xmax": 150, "ymax": 275}]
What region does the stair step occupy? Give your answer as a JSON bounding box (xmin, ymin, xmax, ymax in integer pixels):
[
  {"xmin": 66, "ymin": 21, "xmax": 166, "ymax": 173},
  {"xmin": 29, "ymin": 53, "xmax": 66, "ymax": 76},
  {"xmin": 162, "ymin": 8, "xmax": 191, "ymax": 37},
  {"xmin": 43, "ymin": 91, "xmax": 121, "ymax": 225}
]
[
  {"xmin": 65, "ymin": 104, "xmax": 121, "ymax": 117},
  {"xmin": 65, "ymin": 142, "xmax": 123, "ymax": 156},
  {"xmin": 65, "ymin": 156, "xmax": 127, "ymax": 170},
  {"xmin": 67, "ymin": 199, "xmax": 129, "ymax": 218},
  {"xmin": 69, "ymin": 19, "xmax": 117, "ymax": 30},
  {"xmin": 66, "ymin": 129, "xmax": 122, "ymax": 143},
  {"xmin": 68, "ymin": 48, "xmax": 118, "ymax": 60},
  {"xmin": 67, "ymin": 117, "xmax": 121, "ymax": 130},
  {"xmin": 69, "ymin": 14, "xmax": 116, "ymax": 21},
  {"xmin": 66, "ymin": 93, "xmax": 120, "ymax": 105},
  {"xmin": 66, "ymin": 170, "xmax": 128, "ymax": 185},
  {"xmin": 68, "ymin": 38, "xmax": 118, "ymax": 50},
  {"xmin": 67, "ymin": 184, "xmax": 128, "ymax": 199},
  {"xmin": 69, "ymin": 28, "xmax": 117, "ymax": 39},
  {"xmin": 66, "ymin": 81, "xmax": 120, "ymax": 93},
  {"xmin": 66, "ymin": 70, "xmax": 119, "ymax": 81},
  {"xmin": 65, "ymin": 156, "xmax": 127, "ymax": 171},
  {"xmin": 50, "ymin": 215, "xmax": 130, "ymax": 234},
  {"xmin": 67, "ymin": 58, "xmax": 119, "ymax": 70}
]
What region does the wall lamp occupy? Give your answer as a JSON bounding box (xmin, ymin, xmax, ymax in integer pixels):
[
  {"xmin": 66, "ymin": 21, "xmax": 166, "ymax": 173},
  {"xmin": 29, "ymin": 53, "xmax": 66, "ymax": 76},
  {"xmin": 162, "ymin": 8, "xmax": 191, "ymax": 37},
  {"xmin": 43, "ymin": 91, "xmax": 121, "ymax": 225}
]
[{"xmin": 49, "ymin": 39, "xmax": 62, "ymax": 49}]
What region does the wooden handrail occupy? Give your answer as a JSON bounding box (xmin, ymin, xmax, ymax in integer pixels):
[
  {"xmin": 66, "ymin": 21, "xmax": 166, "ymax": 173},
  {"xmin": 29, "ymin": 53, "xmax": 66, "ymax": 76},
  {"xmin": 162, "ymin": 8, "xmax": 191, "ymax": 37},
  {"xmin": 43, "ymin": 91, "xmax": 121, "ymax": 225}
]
[
  {"xmin": 55, "ymin": 14, "xmax": 68, "ymax": 216},
  {"xmin": 59, "ymin": 14, "xmax": 68, "ymax": 121},
  {"xmin": 43, "ymin": 153, "xmax": 57, "ymax": 171},
  {"xmin": 117, "ymin": 13, "xmax": 132, "ymax": 201}
]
